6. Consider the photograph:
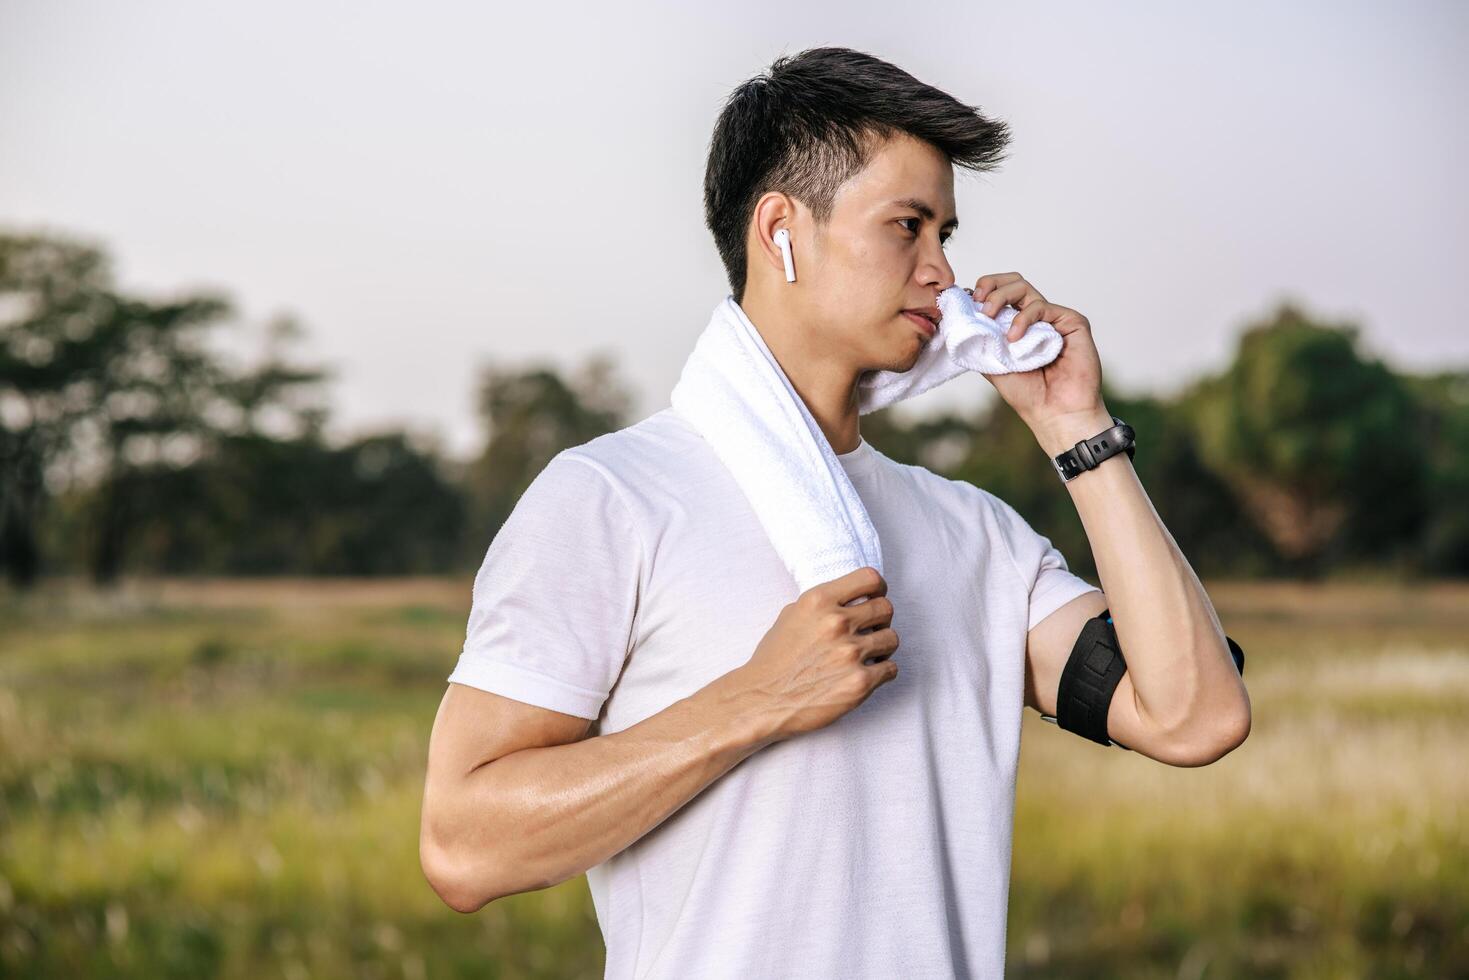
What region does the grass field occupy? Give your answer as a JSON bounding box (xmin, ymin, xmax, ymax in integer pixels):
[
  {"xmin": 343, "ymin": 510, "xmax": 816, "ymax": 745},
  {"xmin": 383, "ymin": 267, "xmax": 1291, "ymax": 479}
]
[{"xmin": 1, "ymin": 577, "xmax": 1465, "ymax": 978}]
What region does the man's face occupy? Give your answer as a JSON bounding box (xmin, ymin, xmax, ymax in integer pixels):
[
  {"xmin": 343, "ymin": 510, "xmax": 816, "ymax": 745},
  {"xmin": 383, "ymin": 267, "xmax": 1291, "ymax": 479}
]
[{"xmin": 793, "ymin": 133, "xmax": 959, "ymax": 375}]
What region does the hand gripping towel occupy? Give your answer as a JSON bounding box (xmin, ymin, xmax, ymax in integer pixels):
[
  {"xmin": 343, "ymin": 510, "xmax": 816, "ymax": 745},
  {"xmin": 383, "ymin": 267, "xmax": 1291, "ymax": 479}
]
[{"xmin": 668, "ymin": 284, "xmax": 1064, "ymax": 597}]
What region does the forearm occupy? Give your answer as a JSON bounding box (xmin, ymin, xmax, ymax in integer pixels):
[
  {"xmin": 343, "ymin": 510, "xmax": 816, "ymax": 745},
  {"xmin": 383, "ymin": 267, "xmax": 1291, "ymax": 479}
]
[
  {"xmin": 427, "ymin": 669, "xmax": 775, "ymax": 909},
  {"xmin": 1033, "ymin": 406, "xmax": 1251, "ymax": 740}
]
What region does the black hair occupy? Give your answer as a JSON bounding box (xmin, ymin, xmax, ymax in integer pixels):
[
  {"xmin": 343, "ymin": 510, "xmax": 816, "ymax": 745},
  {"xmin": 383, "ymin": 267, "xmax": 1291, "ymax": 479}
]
[{"xmin": 702, "ymin": 46, "xmax": 1013, "ymax": 304}]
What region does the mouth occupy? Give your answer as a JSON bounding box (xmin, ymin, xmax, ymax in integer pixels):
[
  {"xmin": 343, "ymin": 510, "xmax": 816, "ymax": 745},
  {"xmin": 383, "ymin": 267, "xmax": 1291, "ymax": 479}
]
[{"xmin": 901, "ymin": 308, "xmax": 939, "ymax": 339}]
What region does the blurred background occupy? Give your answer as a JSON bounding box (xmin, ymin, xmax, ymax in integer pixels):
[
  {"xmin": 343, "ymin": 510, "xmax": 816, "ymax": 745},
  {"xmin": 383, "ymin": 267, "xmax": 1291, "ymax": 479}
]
[{"xmin": 2, "ymin": 0, "xmax": 1466, "ymax": 977}]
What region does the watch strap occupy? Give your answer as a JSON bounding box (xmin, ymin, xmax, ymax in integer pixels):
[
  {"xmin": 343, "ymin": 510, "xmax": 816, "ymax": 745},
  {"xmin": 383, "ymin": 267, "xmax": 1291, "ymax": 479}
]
[{"xmin": 1052, "ymin": 415, "xmax": 1135, "ymax": 482}]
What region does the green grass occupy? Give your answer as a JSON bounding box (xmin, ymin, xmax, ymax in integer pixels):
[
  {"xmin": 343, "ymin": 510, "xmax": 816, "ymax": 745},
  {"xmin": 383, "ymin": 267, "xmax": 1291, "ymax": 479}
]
[{"xmin": 1, "ymin": 577, "xmax": 1465, "ymax": 977}]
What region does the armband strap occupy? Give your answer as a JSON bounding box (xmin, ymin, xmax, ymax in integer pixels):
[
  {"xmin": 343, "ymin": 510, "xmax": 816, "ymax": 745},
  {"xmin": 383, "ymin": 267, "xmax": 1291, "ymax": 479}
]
[
  {"xmin": 1041, "ymin": 609, "xmax": 1247, "ymax": 751},
  {"xmin": 1056, "ymin": 609, "xmax": 1128, "ymax": 748}
]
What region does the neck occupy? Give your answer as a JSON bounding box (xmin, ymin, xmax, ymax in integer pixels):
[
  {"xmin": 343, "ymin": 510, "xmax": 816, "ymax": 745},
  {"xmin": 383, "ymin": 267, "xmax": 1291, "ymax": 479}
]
[{"xmin": 738, "ymin": 285, "xmax": 863, "ymax": 455}]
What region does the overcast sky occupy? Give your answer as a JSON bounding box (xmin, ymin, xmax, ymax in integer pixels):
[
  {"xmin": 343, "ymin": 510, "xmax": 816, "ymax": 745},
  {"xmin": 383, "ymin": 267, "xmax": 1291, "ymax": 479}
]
[{"xmin": 3, "ymin": 0, "xmax": 1464, "ymax": 457}]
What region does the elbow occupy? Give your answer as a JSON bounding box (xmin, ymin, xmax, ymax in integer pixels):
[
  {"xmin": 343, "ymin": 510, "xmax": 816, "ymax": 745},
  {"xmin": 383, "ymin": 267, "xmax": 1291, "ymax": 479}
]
[
  {"xmin": 1171, "ymin": 698, "xmax": 1252, "ymax": 768},
  {"xmin": 420, "ymin": 824, "xmax": 496, "ymax": 914},
  {"xmin": 1212, "ymin": 682, "xmax": 1253, "ymax": 757},
  {"xmin": 1219, "ymin": 697, "xmax": 1252, "ymax": 756},
  {"xmin": 1141, "ymin": 646, "xmax": 1252, "ymax": 767}
]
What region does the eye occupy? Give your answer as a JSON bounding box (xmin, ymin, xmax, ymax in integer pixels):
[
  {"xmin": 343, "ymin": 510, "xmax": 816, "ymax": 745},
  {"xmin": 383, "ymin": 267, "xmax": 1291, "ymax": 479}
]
[{"xmin": 898, "ymin": 217, "xmax": 953, "ymax": 249}]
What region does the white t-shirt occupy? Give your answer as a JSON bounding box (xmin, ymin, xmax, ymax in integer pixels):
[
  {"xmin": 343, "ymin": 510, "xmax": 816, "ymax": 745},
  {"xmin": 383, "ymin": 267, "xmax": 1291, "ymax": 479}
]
[{"xmin": 446, "ymin": 406, "xmax": 1101, "ymax": 978}]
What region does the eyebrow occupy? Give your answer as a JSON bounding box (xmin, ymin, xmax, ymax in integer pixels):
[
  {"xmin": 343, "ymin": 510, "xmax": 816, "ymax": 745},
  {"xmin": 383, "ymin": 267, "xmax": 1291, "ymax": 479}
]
[{"xmin": 889, "ymin": 197, "xmax": 959, "ymax": 232}]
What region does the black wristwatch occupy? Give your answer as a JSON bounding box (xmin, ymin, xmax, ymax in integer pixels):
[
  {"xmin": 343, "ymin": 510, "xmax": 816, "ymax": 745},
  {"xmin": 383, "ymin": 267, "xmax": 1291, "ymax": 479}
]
[{"xmin": 1051, "ymin": 415, "xmax": 1135, "ymax": 482}]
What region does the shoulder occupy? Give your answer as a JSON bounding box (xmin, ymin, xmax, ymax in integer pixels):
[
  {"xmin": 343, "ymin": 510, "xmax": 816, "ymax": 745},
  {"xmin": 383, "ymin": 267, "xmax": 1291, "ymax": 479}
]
[
  {"xmin": 540, "ymin": 405, "xmax": 722, "ymax": 520},
  {"xmin": 556, "ymin": 407, "xmax": 723, "ymax": 502},
  {"xmin": 496, "ymin": 421, "xmax": 679, "ymax": 577},
  {"xmin": 558, "ymin": 405, "xmax": 699, "ymax": 467}
]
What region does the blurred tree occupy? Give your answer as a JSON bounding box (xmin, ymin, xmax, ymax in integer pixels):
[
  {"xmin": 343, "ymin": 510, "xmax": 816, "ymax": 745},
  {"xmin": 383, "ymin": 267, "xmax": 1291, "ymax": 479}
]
[
  {"xmin": 465, "ymin": 351, "xmax": 634, "ymax": 554},
  {"xmin": 0, "ymin": 232, "xmax": 117, "ymax": 586},
  {"xmin": 1185, "ymin": 302, "xmax": 1428, "ymax": 577},
  {"xmin": 121, "ymin": 429, "xmax": 466, "ymax": 575},
  {"xmin": 0, "ymin": 229, "xmax": 328, "ymax": 586},
  {"xmin": 1404, "ymin": 370, "xmax": 1469, "ymax": 575}
]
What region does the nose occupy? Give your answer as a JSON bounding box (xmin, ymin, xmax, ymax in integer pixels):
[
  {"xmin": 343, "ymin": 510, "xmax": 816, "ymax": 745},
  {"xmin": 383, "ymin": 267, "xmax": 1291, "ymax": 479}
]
[
  {"xmin": 928, "ymin": 255, "xmax": 956, "ymax": 293},
  {"xmin": 927, "ymin": 269, "xmax": 956, "ymax": 296}
]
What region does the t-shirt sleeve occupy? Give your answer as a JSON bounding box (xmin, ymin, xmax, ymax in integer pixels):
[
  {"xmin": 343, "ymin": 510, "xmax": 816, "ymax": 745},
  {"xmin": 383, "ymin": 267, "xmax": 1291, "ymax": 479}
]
[
  {"xmin": 985, "ymin": 492, "xmax": 1102, "ymax": 632},
  {"xmin": 445, "ymin": 451, "xmax": 643, "ymax": 720}
]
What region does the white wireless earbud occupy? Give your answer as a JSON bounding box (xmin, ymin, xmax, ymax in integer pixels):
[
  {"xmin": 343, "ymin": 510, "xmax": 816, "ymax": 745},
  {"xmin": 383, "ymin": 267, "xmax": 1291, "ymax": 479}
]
[{"xmin": 773, "ymin": 228, "xmax": 796, "ymax": 283}]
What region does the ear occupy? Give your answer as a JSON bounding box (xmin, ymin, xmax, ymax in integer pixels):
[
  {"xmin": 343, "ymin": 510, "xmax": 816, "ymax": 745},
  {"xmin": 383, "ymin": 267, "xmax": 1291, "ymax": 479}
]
[{"xmin": 750, "ymin": 191, "xmax": 798, "ymax": 274}]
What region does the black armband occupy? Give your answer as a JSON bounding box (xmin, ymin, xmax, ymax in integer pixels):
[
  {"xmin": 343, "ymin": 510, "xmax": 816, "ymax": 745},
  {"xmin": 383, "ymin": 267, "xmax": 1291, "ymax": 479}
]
[{"xmin": 1038, "ymin": 609, "xmax": 1245, "ymax": 751}]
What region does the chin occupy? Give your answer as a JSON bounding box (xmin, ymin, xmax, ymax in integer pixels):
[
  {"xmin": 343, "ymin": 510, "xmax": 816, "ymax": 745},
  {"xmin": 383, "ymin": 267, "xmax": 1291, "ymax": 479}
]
[
  {"xmin": 870, "ymin": 344, "xmax": 924, "ymax": 375},
  {"xmin": 902, "ymin": 328, "xmax": 933, "ymax": 362},
  {"xmin": 859, "ymin": 319, "xmax": 931, "ymax": 374}
]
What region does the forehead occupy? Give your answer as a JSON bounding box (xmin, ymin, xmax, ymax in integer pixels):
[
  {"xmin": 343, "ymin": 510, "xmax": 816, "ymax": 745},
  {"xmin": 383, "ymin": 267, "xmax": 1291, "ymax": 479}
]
[{"xmin": 838, "ymin": 133, "xmax": 956, "ymax": 217}]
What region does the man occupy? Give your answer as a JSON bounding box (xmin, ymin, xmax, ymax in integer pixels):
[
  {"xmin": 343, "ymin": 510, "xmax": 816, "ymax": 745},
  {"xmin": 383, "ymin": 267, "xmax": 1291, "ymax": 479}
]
[{"xmin": 420, "ymin": 46, "xmax": 1251, "ymax": 978}]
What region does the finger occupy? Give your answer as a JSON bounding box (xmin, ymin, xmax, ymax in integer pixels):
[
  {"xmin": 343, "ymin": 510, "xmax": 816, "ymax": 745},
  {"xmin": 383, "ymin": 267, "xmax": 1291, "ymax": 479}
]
[
  {"xmin": 980, "ymin": 281, "xmax": 1038, "ymax": 319},
  {"xmin": 1007, "ymin": 298, "xmax": 1057, "ymax": 341},
  {"xmin": 863, "ymin": 653, "xmax": 899, "ymax": 682},
  {"xmin": 859, "ymin": 625, "xmax": 900, "ymax": 664},
  {"xmin": 826, "ymin": 565, "xmax": 887, "ymax": 607},
  {"xmin": 971, "ymin": 272, "xmax": 1021, "ymax": 302},
  {"xmin": 849, "ymin": 594, "xmax": 894, "ymax": 632},
  {"xmin": 1017, "ymin": 303, "xmax": 1087, "ymax": 341}
]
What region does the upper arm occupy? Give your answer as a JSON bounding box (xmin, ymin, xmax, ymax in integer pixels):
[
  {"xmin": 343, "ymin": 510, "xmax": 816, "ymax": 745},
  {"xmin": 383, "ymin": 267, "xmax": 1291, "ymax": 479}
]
[
  {"xmin": 983, "ymin": 491, "xmax": 1183, "ymax": 762},
  {"xmin": 1023, "ymin": 593, "xmax": 1239, "ymax": 766},
  {"xmin": 991, "ymin": 492, "xmax": 1244, "ymax": 767},
  {"xmin": 1024, "ymin": 590, "xmax": 1160, "ymax": 757},
  {"xmin": 421, "ymin": 450, "xmax": 643, "ymax": 907},
  {"xmin": 419, "ymin": 684, "xmax": 591, "ymax": 911},
  {"xmin": 1024, "ymin": 589, "xmax": 1166, "ymax": 760},
  {"xmin": 429, "ymin": 683, "xmax": 593, "ymax": 782},
  {"xmin": 1023, "ymin": 588, "xmax": 1110, "ymax": 719}
]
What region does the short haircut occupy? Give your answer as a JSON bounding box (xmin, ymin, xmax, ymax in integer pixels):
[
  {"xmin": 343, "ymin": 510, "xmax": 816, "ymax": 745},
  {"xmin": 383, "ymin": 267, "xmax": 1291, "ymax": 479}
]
[{"xmin": 703, "ymin": 46, "xmax": 1013, "ymax": 304}]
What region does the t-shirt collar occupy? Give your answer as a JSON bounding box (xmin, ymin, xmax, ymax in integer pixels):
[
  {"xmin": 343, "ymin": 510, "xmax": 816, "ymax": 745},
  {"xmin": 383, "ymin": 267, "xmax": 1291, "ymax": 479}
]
[{"xmin": 836, "ymin": 436, "xmax": 880, "ymax": 477}]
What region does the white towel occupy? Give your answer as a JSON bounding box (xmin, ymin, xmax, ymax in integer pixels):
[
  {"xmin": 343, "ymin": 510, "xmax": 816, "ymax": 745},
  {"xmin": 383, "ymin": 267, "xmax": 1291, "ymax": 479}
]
[
  {"xmin": 668, "ymin": 284, "xmax": 1064, "ymax": 596},
  {"xmin": 857, "ymin": 284, "xmax": 1063, "ymax": 411}
]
